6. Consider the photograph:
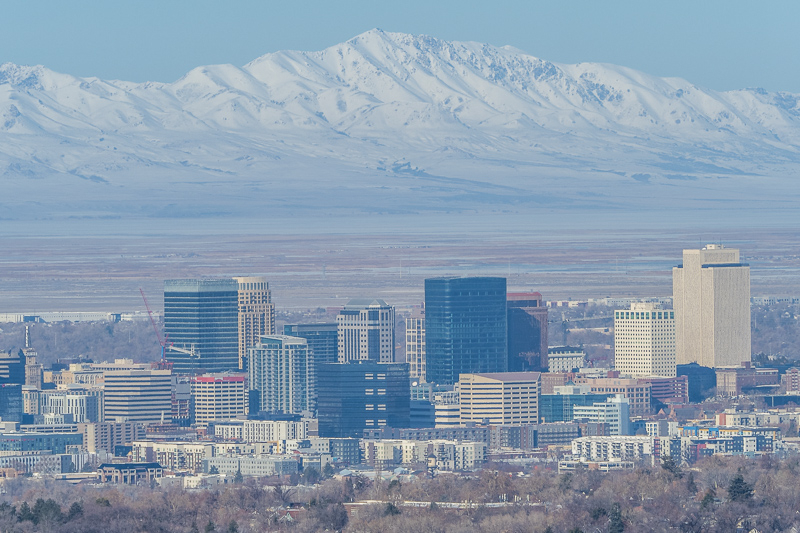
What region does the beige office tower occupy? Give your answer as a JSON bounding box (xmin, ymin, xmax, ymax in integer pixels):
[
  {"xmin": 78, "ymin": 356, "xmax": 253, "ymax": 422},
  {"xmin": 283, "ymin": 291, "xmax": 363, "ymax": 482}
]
[
  {"xmin": 405, "ymin": 313, "xmax": 426, "ymax": 382},
  {"xmin": 337, "ymin": 299, "xmax": 395, "ymax": 362},
  {"xmin": 614, "ymin": 303, "xmax": 676, "ymax": 378},
  {"xmin": 233, "ymin": 276, "xmax": 275, "ymax": 370},
  {"xmin": 673, "ymin": 244, "xmax": 751, "ymax": 368}
]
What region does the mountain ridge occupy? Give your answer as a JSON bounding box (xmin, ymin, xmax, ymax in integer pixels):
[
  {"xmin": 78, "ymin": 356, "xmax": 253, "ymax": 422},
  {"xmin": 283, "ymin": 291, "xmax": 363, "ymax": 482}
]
[{"xmin": 2, "ymin": 29, "xmax": 800, "ymax": 230}]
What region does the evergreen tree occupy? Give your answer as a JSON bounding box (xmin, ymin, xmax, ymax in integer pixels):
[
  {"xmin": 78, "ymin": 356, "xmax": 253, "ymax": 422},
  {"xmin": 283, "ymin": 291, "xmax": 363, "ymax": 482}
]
[
  {"xmin": 728, "ymin": 474, "xmax": 754, "ymax": 502},
  {"xmin": 608, "ymin": 503, "xmax": 624, "ymax": 533}
]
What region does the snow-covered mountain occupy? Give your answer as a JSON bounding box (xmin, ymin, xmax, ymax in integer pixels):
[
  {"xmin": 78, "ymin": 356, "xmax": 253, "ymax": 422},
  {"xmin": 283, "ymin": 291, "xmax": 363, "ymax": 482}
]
[{"xmin": 2, "ymin": 29, "xmax": 799, "ymax": 232}]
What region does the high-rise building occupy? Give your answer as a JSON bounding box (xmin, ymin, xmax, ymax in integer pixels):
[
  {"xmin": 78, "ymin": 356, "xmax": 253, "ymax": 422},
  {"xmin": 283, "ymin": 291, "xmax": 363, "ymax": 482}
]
[
  {"xmin": 316, "ymin": 361, "xmax": 410, "ymax": 438},
  {"xmin": 248, "ymin": 336, "xmax": 315, "ymax": 415},
  {"xmin": 405, "ymin": 311, "xmax": 426, "ymax": 382},
  {"xmin": 507, "ymin": 292, "xmax": 548, "ymax": 371},
  {"xmin": 337, "ymin": 299, "xmax": 395, "ymax": 363},
  {"xmin": 458, "ymin": 372, "xmax": 540, "ymax": 426},
  {"xmin": 164, "ymin": 279, "xmax": 239, "ymax": 373},
  {"xmin": 233, "ymin": 276, "xmax": 275, "ymax": 371},
  {"xmin": 425, "ymin": 277, "xmax": 507, "ymax": 385},
  {"xmin": 283, "ymin": 323, "xmax": 339, "ymax": 366},
  {"xmin": 103, "ymin": 370, "xmax": 172, "ymax": 424},
  {"xmin": 614, "ymin": 303, "xmax": 676, "ymax": 378},
  {"xmin": 0, "ymin": 384, "xmax": 22, "ymax": 422},
  {"xmin": 191, "ymin": 373, "xmax": 248, "ymax": 426},
  {"xmin": 0, "ymin": 350, "xmax": 24, "ymax": 385},
  {"xmin": 23, "ymin": 326, "xmax": 42, "ymax": 390},
  {"xmin": 673, "ymin": 244, "xmax": 751, "ymax": 368}
]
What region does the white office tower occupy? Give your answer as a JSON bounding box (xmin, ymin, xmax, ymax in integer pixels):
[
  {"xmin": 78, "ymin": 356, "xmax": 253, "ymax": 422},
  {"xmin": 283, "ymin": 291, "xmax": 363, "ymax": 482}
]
[
  {"xmin": 673, "ymin": 245, "xmax": 751, "ymax": 368},
  {"xmin": 248, "ymin": 336, "xmax": 314, "ymax": 415},
  {"xmin": 405, "ymin": 313, "xmax": 426, "ymax": 381},
  {"xmin": 337, "ymin": 299, "xmax": 395, "ymax": 362},
  {"xmin": 614, "ymin": 303, "xmax": 676, "ymax": 378}
]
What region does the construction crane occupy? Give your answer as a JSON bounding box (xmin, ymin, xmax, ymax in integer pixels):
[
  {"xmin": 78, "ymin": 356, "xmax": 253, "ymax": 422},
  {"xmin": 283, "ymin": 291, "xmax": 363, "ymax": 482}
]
[{"xmin": 140, "ymin": 288, "xmax": 199, "ymax": 370}]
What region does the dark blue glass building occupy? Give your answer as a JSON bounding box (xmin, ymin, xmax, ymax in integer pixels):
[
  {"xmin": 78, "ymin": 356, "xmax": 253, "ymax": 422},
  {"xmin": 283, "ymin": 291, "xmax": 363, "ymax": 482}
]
[
  {"xmin": 316, "ymin": 361, "xmax": 410, "ymax": 438},
  {"xmin": 424, "ymin": 277, "xmax": 508, "ymax": 385},
  {"xmin": 164, "ymin": 279, "xmax": 239, "ymax": 373},
  {"xmin": 283, "ymin": 323, "xmax": 339, "ymax": 365}
]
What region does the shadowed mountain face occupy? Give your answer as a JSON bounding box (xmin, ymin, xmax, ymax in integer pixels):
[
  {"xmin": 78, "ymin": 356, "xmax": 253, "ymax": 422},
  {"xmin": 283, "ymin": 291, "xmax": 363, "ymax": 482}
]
[{"xmin": 2, "ymin": 29, "xmax": 799, "ymax": 234}]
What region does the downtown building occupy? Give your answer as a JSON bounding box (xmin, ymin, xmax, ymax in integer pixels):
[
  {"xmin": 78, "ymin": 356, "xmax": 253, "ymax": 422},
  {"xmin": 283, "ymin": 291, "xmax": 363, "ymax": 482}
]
[
  {"xmin": 103, "ymin": 370, "xmax": 172, "ymax": 424},
  {"xmin": 458, "ymin": 372, "xmax": 540, "ymax": 426},
  {"xmin": 507, "ymin": 292, "xmax": 548, "ymax": 371},
  {"xmin": 673, "ymin": 244, "xmax": 751, "ymax": 367},
  {"xmin": 425, "ymin": 277, "xmax": 507, "ymax": 385},
  {"xmin": 248, "ymin": 336, "xmax": 315, "ymax": 415},
  {"xmin": 337, "ymin": 299, "xmax": 395, "ymax": 363},
  {"xmin": 191, "ymin": 373, "xmax": 248, "ymax": 426},
  {"xmin": 233, "ymin": 276, "xmax": 275, "ymax": 371},
  {"xmin": 405, "ymin": 310, "xmax": 426, "ymax": 382},
  {"xmin": 283, "ymin": 323, "xmax": 339, "ymax": 365},
  {"xmin": 316, "ymin": 361, "xmax": 410, "ymax": 438},
  {"xmin": 164, "ymin": 279, "xmax": 239, "ymax": 373},
  {"xmin": 614, "ymin": 303, "xmax": 676, "ymax": 378}
]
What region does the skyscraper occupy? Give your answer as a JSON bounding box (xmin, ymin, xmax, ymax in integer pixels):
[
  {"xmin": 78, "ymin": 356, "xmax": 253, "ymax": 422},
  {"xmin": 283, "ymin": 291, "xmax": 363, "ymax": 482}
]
[
  {"xmin": 507, "ymin": 292, "xmax": 548, "ymax": 371},
  {"xmin": 405, "ymin": 311, "xmax": 426, "ymax": 382},
  {"xmin": 233, "ymin": 276, "xmax": 275, "ymax": 371},
  {"xmin": 164, "ymin": 279, "xmax": 239, "ymax": 373},
  {"xmin": 337, "ymin": 299, "xmax": 395, "ymax": 363},
  {"xmin": 248, "ymin": 335, "xmax": 315, "ymax": 415},
  {"xmin": 673, "ymin": 244, "xmax": 751, "ymax": 368},
  {"xmin": 283, "ymin": 323, "xmax": 339, "ymax": 366},
  {"xmin": 614, "ymin": 303, "xmax": 676, "ymax": 378},
  {"xmin": 425, "ymin": 277, "xmax": 507, "ymax": 385}
]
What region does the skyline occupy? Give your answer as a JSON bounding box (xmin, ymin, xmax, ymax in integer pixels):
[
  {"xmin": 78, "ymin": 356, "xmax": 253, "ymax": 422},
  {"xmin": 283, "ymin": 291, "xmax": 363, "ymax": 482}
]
[{"xmin": 1, "ymin": 1, "xmax": 799, "ymax": 93}]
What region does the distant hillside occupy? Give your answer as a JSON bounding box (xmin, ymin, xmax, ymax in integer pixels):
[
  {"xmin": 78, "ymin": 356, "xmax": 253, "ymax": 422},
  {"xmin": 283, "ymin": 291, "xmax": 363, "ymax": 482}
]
[{"xmin": 2, "ymin": 29, "xmax": 799, "ymax": 232}]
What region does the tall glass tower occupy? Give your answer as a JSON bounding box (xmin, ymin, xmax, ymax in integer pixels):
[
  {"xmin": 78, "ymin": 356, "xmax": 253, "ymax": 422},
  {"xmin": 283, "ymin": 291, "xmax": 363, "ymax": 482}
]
[
  {"xmin": 164, "ymin": 279, "xmax": 239, "ymax": 373},
  {"xmin": 424, "ymin": 277, "xmax": 507, "ymax": 385}
]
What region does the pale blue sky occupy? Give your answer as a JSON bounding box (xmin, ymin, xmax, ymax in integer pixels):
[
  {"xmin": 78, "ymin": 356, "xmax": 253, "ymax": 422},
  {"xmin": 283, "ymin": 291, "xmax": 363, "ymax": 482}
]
[{"xmin": 2, "ymin": 0, "xmax": 798, "ymax": 92}]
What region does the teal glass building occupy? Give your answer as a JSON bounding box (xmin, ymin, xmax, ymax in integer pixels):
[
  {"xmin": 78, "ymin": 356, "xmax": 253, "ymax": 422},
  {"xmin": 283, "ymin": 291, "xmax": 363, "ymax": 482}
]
[
  {"xmin": 164, "ymin": 279, "xmax": 239, "ymax": 373},
  {"xmin": 424, "ymin": 277, "xmax": 507, "ymax": 385}
]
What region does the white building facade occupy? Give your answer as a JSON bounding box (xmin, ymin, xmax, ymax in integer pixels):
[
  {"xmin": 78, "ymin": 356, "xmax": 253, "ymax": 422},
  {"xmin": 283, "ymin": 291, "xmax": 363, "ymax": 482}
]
[
  {"xmin": 673, "ymin": 244, "xmax": 751, "ymax": 367},
  {"xmin": 614, "ymin": 303, "xmax": 676, "ymax": 378}
]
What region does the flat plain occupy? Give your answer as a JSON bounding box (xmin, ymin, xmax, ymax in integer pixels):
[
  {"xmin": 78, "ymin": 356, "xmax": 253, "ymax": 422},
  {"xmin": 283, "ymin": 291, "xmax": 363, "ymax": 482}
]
[{"xmin": 1, "ymin": 227, "xmax": 798, "ymax": 313}]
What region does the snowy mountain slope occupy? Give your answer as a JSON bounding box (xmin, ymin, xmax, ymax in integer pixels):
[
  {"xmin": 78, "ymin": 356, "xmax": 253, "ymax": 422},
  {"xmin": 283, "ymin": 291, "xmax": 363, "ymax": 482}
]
[{"xmin": 1, "ymin": 29, "xmax": 800, "ymax": 231}]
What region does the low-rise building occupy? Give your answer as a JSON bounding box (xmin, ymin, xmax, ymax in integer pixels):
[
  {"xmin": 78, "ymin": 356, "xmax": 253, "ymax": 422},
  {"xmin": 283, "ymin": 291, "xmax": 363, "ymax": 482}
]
[
  {"xmin": 571, "ymin": 435, "xmax": 654, "ymax": 462},
  {"xmin": 202, "ymin": 455, "xmax": 298, "ymax": 477},
  {"xmin": 97, "ymin": 462, "xmax": 163, "ymax": 484}
]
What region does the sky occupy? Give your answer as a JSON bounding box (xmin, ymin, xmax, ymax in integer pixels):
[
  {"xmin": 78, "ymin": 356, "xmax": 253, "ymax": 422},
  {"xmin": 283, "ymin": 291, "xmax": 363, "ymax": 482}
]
[{"xmin": 1, "ymin": 0, "xmax": 799, "ymax": 93}]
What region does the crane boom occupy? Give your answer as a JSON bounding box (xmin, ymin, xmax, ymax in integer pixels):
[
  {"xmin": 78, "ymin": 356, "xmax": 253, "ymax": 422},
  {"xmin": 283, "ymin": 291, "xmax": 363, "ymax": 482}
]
[
  {"xmin": 140, "ymin": 288, "xmax": 171, "ymax": 362},
  {"xmin": 140, "ymin": 288, "xmax": 163, "ymax": 345}
]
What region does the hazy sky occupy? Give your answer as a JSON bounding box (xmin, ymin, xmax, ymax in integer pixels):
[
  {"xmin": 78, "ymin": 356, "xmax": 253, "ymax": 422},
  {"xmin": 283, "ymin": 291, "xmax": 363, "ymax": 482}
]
[{"xmin": 2, "ymin": 0, "xmax": 798, "ymax": 92}]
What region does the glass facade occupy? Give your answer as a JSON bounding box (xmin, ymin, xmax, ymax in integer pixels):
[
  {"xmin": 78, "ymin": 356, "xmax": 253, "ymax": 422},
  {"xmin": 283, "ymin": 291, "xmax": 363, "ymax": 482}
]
[
  {"xmin": 424, "ymin": 277, "xmax": 508, "ymax": 385},
  {"xmin": 316, "ymin": 361, "xmax": 410, "ymax": 438},
  {"xmin": 164, "ymin": 279, "xmax": 239, "ymax": 373},
  {"xmin": 283, "ymin": 323, "xmax": 339, "ymax": 365}
]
